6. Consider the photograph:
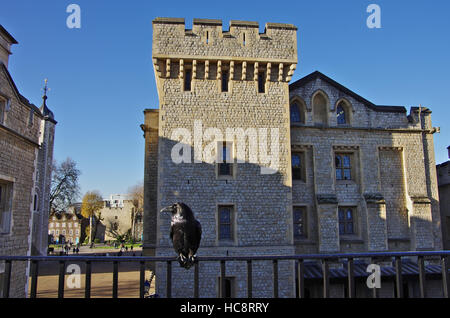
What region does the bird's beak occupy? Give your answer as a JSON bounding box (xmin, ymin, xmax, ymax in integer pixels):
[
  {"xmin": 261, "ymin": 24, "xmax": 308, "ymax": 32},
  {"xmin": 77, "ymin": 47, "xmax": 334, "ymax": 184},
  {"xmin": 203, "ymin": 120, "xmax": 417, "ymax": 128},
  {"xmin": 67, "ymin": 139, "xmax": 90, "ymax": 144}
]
[{"xmin": 160, "ymin": 206, "xmax": 173, "ymax": 213}]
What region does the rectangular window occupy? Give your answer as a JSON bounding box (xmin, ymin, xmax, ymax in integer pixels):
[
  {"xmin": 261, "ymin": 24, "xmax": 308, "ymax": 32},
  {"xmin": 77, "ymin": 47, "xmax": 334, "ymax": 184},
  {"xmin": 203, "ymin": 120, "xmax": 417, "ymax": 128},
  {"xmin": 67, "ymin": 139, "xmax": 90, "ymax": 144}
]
[
  {"xmin": 218, "ymin": 205, "xmax": 234, "ymax": 241},
  {"xmin": 28, "ymin": 109, "xmax": 33, "ymax": 127},
  {"xmin": 217, "ymin": 141, "xmax": 233, "ymax": 177},
  {"xmin": 184, "ymin": 69, "xmax": 192, "ymax": 91},
  {"xmin": 221, "ymin": 70, "xmax": 229, "ymax": 92},
  {"xmin": 338, "ymin": 207, "xmax": 355, "ymax": 235},
  {"xmin": 335, "ymin": 154, "xmax": 352, "ymax": 181},
  {"xmin": 292, "ymin": 152, "xmax": 305, "ymax": 181},
  {"xmin": 0, "ymin": 181, "xmax": 12, "ymax": 234},
  {"xmin": 0, "ymin": 99, "xmax": 5, "ymax": 125},
  {"xmin": 218, "ymin": 277, "xmax": 235, "ymax": 298},
  {"xmin": 293, "ymin": 206, "xmax": 307, "ymax": 239},
  {"xmin": 258, "ymin": 72, "xmax": 265, "ymax": 93}
]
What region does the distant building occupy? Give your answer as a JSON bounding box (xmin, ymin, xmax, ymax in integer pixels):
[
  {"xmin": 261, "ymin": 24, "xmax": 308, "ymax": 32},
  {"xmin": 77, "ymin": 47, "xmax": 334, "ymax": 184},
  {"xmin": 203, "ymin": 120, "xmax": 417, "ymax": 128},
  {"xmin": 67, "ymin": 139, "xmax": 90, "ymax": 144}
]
[
  {"xmin": 96, "ymin": 195, "xmax": 143, "ymax": 242},
  {"xmin": 437, "ymin": 146, "xmax": 450, "ymax": 250},
  {"xmin": 0, "ymin": 25, "xmax": 56, "ymax": 297},
  {"xmin": 48, "ymin": 212, "xmax": 82, "ymax": 245}
]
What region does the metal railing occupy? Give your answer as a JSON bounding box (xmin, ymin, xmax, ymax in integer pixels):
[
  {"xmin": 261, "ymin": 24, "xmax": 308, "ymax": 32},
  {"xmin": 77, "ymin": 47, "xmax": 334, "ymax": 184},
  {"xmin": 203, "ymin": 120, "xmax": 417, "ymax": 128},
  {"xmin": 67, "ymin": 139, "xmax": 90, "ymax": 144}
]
[{"xmin": 1, "ymin": 250, "xmax": 449, "ymax": 298}]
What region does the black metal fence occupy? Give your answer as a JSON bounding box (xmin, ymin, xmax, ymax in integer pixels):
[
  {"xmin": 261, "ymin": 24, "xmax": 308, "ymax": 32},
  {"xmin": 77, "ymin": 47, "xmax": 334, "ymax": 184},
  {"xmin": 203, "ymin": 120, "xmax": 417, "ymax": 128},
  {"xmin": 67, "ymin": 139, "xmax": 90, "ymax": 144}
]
[{"xmin": 1, "ymin": 251, "xmax": 449, "ymax": 298}]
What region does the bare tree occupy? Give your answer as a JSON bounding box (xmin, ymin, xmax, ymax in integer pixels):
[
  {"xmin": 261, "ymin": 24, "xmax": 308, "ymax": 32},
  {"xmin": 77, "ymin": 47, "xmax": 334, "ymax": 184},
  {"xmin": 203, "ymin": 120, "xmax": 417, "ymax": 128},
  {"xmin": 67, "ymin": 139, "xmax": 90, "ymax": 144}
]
[
  {"xmin": 50, "ymin": 158, "xmax": 81, "ymax": 215},
  {"xmin": 128, "ymin": 181, "xmax": 144, "ymax": 241}
]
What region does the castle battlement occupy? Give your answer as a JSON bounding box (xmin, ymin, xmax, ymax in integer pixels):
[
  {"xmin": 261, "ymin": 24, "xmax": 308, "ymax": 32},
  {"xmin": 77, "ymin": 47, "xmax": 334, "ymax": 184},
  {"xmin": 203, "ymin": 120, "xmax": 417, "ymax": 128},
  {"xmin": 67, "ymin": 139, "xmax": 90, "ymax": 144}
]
[{"xmin": 152, "ymin": 17, "xmax": 298, "ymax": 83}]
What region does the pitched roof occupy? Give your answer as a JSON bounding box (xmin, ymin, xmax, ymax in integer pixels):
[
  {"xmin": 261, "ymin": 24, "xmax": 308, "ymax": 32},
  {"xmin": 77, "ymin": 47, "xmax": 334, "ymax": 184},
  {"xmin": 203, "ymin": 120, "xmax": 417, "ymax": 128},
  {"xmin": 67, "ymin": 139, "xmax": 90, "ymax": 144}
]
[
  {"xmin": 289, "ymin": 71, "xmax": 407, "ymax": 113},
  {"xmin": 0, "ymin": 62, "xmax": 43, "ymax": 115},
  {"xmin": 0, "ymin": 25, "xmax": 18, "ymax": 44}
]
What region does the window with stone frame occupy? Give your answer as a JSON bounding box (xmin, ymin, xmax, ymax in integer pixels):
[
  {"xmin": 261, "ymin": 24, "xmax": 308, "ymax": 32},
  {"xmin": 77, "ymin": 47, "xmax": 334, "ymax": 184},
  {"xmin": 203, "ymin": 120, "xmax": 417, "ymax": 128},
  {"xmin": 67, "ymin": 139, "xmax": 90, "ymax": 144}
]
[
  {"xmin": 258, "ymin": 71, "xmax": 265, "ymax": 93},
  {"xmin": 338, "ymin": 207, "xmax": 356, "ymax": 235},
  {"xmin": 290, "ymin": 102, "xmax": 302, "ymax": 123},
  {"xmin": 0, "ymin": 98, "xmax": 5, "ymax": 125},
  {"xmin": 292, "ymin": 152, "xmax": 306, "ymax": 181},
  {"xmin": 221, "ymin": 69, "xmax": 229, "ymax": 92},
  {"xmin": 293, "ymin": 206, "xmax": 307, "ymax": 239},
  {"xmin": 218, "ymin": 205, "xmax": 234, "ymax": 241},
  {"xmin": 0, "ymin": 180, "xmax": 12, "ymax": 234},
  {"xmin": 336, "ymin": 102, "xmax": 348, "ymax": 125},
  {"xmin": 217, "ymin": 141, "xmax": 233, "ymax": 178},
  {"xmin": 335, "ymin": 153, "xmax": 352, "ymax": 181},
  {"xmin": 184, "ymin": 68, "xmax": 192, "ymax": 92}
]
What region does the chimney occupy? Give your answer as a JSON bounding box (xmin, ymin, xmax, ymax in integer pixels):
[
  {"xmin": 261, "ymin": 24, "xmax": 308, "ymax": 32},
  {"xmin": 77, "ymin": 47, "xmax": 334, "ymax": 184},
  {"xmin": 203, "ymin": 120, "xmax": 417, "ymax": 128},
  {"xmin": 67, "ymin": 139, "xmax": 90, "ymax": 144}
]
[{"xmin": 0, "ymin": 25, "xmax": 18, "ymax": 69}]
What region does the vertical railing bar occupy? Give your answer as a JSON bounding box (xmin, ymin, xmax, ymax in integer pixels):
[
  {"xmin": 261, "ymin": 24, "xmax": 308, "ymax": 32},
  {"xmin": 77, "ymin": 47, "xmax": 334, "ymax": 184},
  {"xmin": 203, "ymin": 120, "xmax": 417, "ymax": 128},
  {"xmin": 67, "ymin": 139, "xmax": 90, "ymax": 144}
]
[
  {"xmin": 30, "ymin": 260, "xmax": 39, "ymax": 298},
  {"xmin": 395, "ymin": 256, "xmax": 403, "ymax": 298},
  {"xmin": 2, "ymin": 260, "xmax": 12, "ymax": 298},
  {"xmin": 347, "ymin": 258, "xmax": 355, "ymax": 298},
  {"xmin": 220, "ymin": 260, "xmax": 226, "ymax": 298},
  {"xmin": 112, "ymin": 261, "xmax": 118, "ymax": 298},
  {"xmin": 194, "ymin": 260, "xmax": 199, "ymax": 298},
  {"xmin": 58, "ymin": 261, "xmax": 65, "ymax": 298},
  {"xmin": 273, "ymin": 259, "xmax": 278, "ymax": 298},
  {"xmin": 442, "ymin": 256, "xmax": 449, "ymax": 298},
  {"xmin": 418, "ymin": 256, "xmax": 426, "ymax": 298},
  {"xmin": 139, "ymin": 261, "xmax": 145, "ymax": 299},
  {"xmin": 322, "ymin": 259, "xmax": 329, "ymax": 298},
  {"xmin": 297, "ymin": 259, "xmax": 304, "ymax": 299},
  {"xmin": 85, "ymin": 261, "xmax": 91, "ymax": 299},
  {"xmin": 247, "ymin": 260, "xmax": 252, "ymax": 298},
  {"xmin": 166, "ymin": 261, "xmax": 172, "ymax": 298}
]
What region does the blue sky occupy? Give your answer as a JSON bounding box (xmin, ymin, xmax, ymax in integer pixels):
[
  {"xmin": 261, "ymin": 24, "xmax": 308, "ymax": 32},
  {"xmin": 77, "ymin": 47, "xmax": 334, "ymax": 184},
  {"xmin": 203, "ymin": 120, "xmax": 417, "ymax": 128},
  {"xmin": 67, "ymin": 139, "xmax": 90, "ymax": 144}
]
[{"xmin": 1, "ymin": 0, "xmax": 449, "ymax": 198}]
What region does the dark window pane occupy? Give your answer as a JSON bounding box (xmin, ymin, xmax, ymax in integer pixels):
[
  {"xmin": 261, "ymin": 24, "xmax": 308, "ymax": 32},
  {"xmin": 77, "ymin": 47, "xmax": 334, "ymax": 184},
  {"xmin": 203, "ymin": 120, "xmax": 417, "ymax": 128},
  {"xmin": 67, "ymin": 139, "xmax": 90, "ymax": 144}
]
[
  {"xmin": 346, "ymin": 223, "xmax": 354, "ymax": 234},
  {"xmin": 290, "ymin": 103, "xmax": 301, "ymax": 123},
  {"xmin": 336, "ymin": 169, "xmax": 343, "ymax": 180},
  {"xmin": 343, "ymin": 169, "xmax": 351, "ymax": 180},
  {"xmin": 335, "ymin": 155, "xmax": 341, "ymax": 167},
  {"xmin": 346, "ymin": 209, "xmax": 353, "ymax": 220},
  {"xmin": 222, "ymin": 71, "xmax": 229, "ymax": 92},
  {"xmin": 258, "ymin": 72, "xmax": 265, "ymax": 93},
  {"xmin": 220, "ymin": 208, "xmax": 231, "ymax": 223},
  {"xmin": 219, "ymin": 163, "xmax": 232, "ymax": 176},
  {"xmin": 292, "ymin": 154, "xmax": 301, "ymax": 167},
  {"xmin": 184, "ymin": 70, "xmax": 192, "ymax": 91},
  {"xmin": 343, "ymin": 155, "xmax": 351, "ymax": 168},
  {"xmin": 337, "ymin": 104, "xmax": 346, "ymax": 125},
  {"xmin": 339, "ymin": 223, "xmax": 345, "ymax": 235},
  {"xmin": 292, "ymin": 168, "xmax": 302, "ymax": 180},
  {"xmin": 338, "ymin": 210, "xmax": 345, "ymax": 221},
  {"xmin": 220, "ymin": 225, "xmax": 231, "ymax": 239}
]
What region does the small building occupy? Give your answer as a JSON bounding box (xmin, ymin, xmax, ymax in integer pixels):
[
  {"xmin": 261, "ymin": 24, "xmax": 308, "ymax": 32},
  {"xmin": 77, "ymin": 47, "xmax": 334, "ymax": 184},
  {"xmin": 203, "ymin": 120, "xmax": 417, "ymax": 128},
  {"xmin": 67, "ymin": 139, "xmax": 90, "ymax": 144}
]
[
  {"xmin": 48, "ymin": 212, "xmax": 83, "ymax": 245},
  {"xmin": 437, "ymin": 146, "xmax": 450, "ymax": 250}
]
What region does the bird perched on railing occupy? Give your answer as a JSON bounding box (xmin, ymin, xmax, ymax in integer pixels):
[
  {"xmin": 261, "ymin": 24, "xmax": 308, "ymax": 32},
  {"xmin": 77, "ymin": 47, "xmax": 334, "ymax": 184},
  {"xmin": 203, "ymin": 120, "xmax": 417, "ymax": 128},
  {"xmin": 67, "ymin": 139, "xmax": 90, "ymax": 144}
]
[{"xmin": 160, "ymin": 202, "xmax": 202, "ymax": 269}]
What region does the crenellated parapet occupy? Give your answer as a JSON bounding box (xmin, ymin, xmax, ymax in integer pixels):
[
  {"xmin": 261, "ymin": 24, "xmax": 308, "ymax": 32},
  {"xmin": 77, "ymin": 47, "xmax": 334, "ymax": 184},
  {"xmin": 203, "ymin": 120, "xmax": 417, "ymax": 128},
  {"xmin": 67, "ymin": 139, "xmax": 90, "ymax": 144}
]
[{"xmin": 152, "ymin": 17, "xmax": 298, "ymax": 83}]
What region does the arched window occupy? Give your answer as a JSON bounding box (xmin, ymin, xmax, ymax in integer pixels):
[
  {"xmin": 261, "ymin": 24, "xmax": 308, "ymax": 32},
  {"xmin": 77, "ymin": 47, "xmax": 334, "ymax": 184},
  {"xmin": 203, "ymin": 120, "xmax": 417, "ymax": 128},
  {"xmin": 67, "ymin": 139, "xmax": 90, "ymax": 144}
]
[
  {"xmin": 312, "ymin": 92, "xmax": 328, "ymax": 125},
  {"xmin": 290, "ymin": 102, "xmax": 301, "ymax": 123},
  {"xmin": 336, "ymin": 102, "xmax": 347, "ymax": 125}
]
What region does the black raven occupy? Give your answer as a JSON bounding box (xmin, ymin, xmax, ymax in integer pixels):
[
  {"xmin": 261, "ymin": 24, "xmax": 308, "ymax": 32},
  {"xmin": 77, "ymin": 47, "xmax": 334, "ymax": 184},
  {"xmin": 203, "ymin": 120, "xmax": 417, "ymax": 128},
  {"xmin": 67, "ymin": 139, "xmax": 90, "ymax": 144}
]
[{"xmin": 160, "ymin": 202, "xmax": 202, "ymax": 269}]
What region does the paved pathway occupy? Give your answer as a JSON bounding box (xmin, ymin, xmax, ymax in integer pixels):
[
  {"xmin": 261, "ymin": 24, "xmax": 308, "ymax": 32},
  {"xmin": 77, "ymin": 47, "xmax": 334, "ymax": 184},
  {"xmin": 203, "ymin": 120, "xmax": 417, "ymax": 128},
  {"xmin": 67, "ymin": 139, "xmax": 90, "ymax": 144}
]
[{"xmin": 28, "ymin": 246, "xmax": 155, "ymax": 298}]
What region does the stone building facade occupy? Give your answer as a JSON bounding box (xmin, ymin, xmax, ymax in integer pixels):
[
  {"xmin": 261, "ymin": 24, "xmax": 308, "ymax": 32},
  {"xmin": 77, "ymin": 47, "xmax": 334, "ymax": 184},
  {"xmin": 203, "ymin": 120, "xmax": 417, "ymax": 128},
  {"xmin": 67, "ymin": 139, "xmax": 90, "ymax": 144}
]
[
  {"xmin": 97, "ymin": 195, "xmax": 142, "ymax": 242},
  {"xmin": 0, "ymin": 25, "xmax": 56, "ymax": 297},
  {"xmin": 437, "ymin": 146, "xmax": 450, "ymax": 250},
  {"xmin": 48, "ymin": 212, "xmax": 82, "ymax": 245},
  {"xmin": 142, "ymin": 18, "xmax": 443, "ymax": 298}
]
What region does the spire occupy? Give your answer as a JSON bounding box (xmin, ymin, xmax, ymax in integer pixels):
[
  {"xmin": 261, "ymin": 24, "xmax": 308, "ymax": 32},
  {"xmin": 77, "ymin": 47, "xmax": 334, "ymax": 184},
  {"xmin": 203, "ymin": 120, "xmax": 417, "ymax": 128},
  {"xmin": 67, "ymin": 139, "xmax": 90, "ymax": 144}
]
[
  {"xmin": 39, "ymin": 78, "xmax": 55, "ymax": 120},
  {"xmin": 42, "ymin": 78, "xmax": 49, "ymax": 106}
]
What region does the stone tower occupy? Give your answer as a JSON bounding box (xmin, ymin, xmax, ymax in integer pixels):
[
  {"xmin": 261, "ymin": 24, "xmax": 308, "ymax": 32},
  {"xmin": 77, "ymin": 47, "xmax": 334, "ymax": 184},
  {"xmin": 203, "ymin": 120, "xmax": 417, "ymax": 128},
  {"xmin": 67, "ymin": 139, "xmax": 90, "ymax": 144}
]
[{"xmin": 144, "ymin": 17, "xmax": 298, "ymax": 297}]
